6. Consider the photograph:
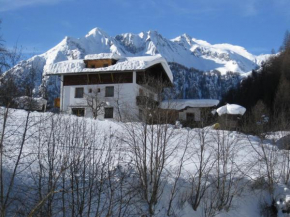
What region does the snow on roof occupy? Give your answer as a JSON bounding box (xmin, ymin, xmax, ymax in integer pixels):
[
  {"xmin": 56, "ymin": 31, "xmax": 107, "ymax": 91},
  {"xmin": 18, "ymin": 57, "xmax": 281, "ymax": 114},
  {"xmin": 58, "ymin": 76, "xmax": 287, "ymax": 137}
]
[
  {"xmin": 84, "ymin": 53, "xmax": 122, "ymax": 60},
  {"xmin": 44, "ymin": 54, "xmax": 173, "ymax": 83},
  {"xmin": 160, "ymin": 99, "xmax": 219, "ymax": 110},
  {"xmin": 216, "ymin": 104, "xmax": 246, "ymax": 116},
  {"xmin": 44, "ymin": 60, "xmax": 85, "ymax": 74}
]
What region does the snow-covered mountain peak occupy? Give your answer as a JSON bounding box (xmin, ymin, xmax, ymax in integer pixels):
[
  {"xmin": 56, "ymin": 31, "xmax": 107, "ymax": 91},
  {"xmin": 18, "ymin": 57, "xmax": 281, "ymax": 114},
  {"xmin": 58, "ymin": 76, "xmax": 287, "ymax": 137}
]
[
  {"xmin": 146, "ymin": 30, "xmax": 168, "ymax": 43},
  {"xmin": 182, "ymin": 33, "xmax": 192, "ymax": 39},
  {"xmin": 147, "ymin": 30, "xmax": 159, "ymax": 36},
  {"xmin": 9, "ymin": 28, "xmax": 273, "ymax": 86},
  {"xmin": 180, "ymin": 33, "xmax": 194, "ymax": 43},
  {"xmin": 5, "ymin": 28, "xmax": 273, "ymax": 102},
  {"xmin": 173, "ymin": 34, "xmax": 196, "ymax": 49},
  {"xmin": 42, "ymin": 28, "xmax": 270, "ymax": 74},
  {"xmin": 138, "ymin": 31, "xmax": 145, "ymax": 39},
  {"xmin": 172, "ymin": 34, "xmax": 211, "ymax": 48},
  {"xmin": 212, "ymin": 43, "xmax": 256, "ymax": 62},
  {"xmin": 85, "ymin": 27, "xmax": 109, "ymax": 39}
]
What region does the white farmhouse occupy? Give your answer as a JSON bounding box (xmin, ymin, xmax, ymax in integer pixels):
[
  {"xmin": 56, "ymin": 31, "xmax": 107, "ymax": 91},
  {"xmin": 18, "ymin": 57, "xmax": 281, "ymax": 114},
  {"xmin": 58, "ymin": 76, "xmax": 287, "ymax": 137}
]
[{"xmin": 45, "ymin": 54, "xmax": 173, "ymax": 120}]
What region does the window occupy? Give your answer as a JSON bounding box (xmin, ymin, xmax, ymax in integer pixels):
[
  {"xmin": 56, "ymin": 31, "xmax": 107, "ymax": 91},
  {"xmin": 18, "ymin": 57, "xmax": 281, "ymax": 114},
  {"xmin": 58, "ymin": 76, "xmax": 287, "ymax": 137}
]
[
  {"xmin": 75, "ymin": 87, "xmax": 84, "ymax": 98},
  {"xmin": 97, "ymin": 88, "xmax": 101, "ymax": 93},
  {"xmin": 105, "ymin": 86, "xmax": 114, "ymax": 97},
  {"xmin": 186, "ymin": 113, "xmax": 195, "ymax": 122},
  {"xmin": 91, "ymin": 65, "xmax": 95, "ymax": 68},
  {"xmin": 88, "ymin": 88, "xmax": 92, "ymax": 93},
  {"xmin": 72, "ymin": 108, "xmax": 85, "ymax": 117},
  {"xmin": 104, "ymin": 107, "xmax": 113, "ymax": 118},
  {"xmin": 103, "ymin": 63, "xmax": 108, "ymax": 67}
]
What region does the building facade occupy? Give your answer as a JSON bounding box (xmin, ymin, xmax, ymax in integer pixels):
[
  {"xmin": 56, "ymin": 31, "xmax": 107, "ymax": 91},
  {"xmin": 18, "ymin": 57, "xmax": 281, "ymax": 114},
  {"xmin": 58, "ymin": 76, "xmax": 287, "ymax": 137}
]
[
  {"xmin": 45, "ymin": 54, "xmax": 173, "ymax": 120},
  {"xmin": 160, "ymin": 99, "xmax": 219, "ymax": 124}
]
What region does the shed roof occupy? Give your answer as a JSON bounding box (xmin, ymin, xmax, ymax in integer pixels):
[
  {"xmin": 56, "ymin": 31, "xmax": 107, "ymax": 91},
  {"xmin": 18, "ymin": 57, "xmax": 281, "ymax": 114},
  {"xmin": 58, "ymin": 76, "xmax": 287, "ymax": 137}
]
[
  {"xmin": 216, "ymin": 104, "xmax": 246, "ymax": 116},
  {"xmin": 160, "ymin": 99, "xmax": 220, "ymax": 110}
]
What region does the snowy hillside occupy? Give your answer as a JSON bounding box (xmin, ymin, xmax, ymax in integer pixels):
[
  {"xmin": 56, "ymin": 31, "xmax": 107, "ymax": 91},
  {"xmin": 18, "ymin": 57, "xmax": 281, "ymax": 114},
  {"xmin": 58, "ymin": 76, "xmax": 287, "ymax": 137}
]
[
  {"xmin": 1, "ymin": 108, "xmax": 289, "ymax": 217},
  {"xmin": 5, "ymin": 28, "xmax": 271, "ymax": 103}
]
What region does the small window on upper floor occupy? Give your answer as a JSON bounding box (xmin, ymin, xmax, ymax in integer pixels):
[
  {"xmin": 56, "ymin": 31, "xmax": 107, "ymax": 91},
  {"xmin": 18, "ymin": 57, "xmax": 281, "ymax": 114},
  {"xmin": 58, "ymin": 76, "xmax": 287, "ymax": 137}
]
[
  {"xmin": 105, "ymin": 86, "xmax": 114, "ymax": 97},
  {"xmin": 103, "ymin": 63, "xmax": 109, "ymax": 67},
  {"xmin": 75, "ymin": 87, "xmax": 84, "ymax": 98},
  {"xmin": 91, "ymin": 65, "xmax": 95, "ymax": 68},
  {"xmin": 88, "ymin": 88, "xmax": 92, "ymax": 93},
  {"xmin": 97, "ymin": 88, "xmax": 101, "ymax": 93}
]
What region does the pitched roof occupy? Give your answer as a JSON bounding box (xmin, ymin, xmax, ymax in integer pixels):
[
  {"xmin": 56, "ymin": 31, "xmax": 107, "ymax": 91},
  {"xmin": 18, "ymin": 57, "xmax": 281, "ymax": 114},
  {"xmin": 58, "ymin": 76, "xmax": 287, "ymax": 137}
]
[{"xmin": 44, "ymin": 54, "xmax": 173, "ymax": 83}]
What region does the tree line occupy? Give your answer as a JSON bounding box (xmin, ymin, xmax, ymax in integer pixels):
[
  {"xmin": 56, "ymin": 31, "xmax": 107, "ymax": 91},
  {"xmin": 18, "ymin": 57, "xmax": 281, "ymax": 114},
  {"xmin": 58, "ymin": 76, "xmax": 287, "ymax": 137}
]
[{"xmin": 221, "ymin": 31, "xmax": 290, "ymax": 129}]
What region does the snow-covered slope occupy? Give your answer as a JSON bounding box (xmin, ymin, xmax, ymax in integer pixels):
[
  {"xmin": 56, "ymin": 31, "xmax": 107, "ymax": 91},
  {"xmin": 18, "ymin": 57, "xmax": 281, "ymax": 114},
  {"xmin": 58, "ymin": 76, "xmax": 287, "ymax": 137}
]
[
  {"xmin": 5, "ymin": 28, "xmax": 271, "ymax": 103},
  {"xmin": 2, "ymin": 109, "xmax": 290, "ymax": 217}
]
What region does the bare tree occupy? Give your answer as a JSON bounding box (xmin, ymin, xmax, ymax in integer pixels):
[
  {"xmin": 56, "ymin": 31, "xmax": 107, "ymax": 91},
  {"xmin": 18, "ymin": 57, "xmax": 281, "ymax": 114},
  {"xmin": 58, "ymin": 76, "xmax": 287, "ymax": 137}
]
[
  {"xmin": 122, "ymin": 77, "xmax": 183, "ymax": 216},
  {"xmin": 246, "ymin": 109, "xmax": 290, "ymax": 200},
  {"xmin": 85, "ymin": 87, "xmax": 107, "ymax": 119},
  {"xmin": 166, "ymin": 130, "xmax": 189, "ymax": 216},
  {"xmin": 0, "ymin": 32, "xmax": 31, "ymax": 216},
  {"xmin": 0, "ymin": 21, "xmax": 22, "ymax": 75},
  {"xmin": 187, "ymin": 128, "xmax": 216, "ymax": 212},
  {"xmin": 210, "ymin": 130, "xmax": 244, "ymax": 213},
  {"xmin": 114, "ymin": 81, "xmax": 125, "ymax": 122}
]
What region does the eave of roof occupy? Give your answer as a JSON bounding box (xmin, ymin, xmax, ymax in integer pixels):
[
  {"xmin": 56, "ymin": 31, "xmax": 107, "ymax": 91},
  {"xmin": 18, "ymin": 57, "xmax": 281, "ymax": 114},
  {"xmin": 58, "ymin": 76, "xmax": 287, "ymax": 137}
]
[
  {"xmin": 160, "ymin": 99, "xmax": 220, "ymax": 110},
  {"xmin": 45, "ymin": 55, "xmax": 173, "ymax": 83}
]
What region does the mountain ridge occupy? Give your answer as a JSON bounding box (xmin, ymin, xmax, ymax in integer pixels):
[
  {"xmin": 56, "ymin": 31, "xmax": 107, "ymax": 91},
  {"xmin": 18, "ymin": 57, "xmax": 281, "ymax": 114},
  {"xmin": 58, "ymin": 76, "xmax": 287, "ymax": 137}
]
[
  {"xmin": 5, "ymin": 27, "xmax": 272, "ymax": 104},
  {"xmin": 37, "ymin": 27, "xmax": 271, "ymax": 75}
]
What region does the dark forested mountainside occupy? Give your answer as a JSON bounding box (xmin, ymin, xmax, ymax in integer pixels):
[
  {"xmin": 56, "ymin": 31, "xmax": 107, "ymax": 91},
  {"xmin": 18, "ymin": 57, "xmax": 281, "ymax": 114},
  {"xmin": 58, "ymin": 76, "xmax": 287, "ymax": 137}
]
[
  {"xmin": 169, "ymin": 62, "xmax": 241, "ymax": 100},
  {"xmin": 221, "ymin": 32, "xmax": 290, "ymax": 119}
]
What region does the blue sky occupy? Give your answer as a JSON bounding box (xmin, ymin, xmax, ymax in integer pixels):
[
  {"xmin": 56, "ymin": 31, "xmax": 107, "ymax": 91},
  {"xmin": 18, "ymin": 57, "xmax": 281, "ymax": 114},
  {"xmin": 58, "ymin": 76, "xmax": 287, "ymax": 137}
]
[{"xmin": 1, "ymin": 0, "xmax": 289, "ymax": 57}]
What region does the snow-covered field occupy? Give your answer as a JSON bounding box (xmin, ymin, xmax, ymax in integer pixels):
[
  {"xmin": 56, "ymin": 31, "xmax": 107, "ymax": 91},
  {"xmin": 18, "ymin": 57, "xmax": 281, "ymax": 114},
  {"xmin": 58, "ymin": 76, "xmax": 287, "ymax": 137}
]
[{"xmin": 1, "ymin": 108, "xmax": 290, "ymax": 216}]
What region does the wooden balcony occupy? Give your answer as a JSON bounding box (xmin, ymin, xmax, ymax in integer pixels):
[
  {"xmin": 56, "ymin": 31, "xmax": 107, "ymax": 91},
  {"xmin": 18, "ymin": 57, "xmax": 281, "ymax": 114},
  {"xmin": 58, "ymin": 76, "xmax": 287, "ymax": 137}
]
[{"xmin": 136, "ymin": 96, "xmax": 159, "ymax": 108}]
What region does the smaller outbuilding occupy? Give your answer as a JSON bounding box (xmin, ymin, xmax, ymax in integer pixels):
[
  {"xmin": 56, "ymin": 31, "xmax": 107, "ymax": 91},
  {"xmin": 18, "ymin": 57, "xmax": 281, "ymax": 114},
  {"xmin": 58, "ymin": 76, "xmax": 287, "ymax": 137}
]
[
  {"xmin": 216, "ymin": 103, "xmax": 246, "ymax": 129},
  {"xmin": 160, "ymin": 99, "xmax": 219, "ymax": 126}
]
